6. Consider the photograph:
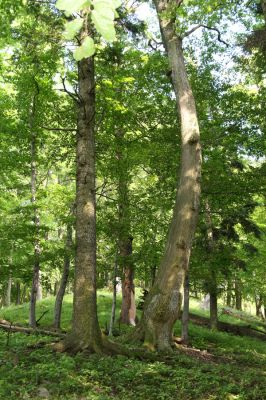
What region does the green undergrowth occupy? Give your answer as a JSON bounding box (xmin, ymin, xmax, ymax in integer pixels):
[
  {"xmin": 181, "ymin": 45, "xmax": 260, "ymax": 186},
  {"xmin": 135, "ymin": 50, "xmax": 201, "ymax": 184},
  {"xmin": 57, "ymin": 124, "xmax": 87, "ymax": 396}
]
[{"xmin": 0, "ymin": 293, "xmax": 266, "ymax": 399}]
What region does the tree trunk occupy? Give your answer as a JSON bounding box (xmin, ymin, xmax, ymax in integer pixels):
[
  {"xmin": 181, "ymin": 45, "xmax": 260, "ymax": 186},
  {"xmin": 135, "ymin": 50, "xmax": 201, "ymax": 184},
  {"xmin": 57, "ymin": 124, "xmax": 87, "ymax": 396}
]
[
  {"xmin": 109, "ymin": 248, "xmax": 118, "ymax": 336},
  {"xmin": 205, "ymin": 201, "xmax": 218, "ymax": 329},
  {"xmin": 134, "ymin": 0, "xmax": 201, "ymax": 351},
  {"xmin": 16, "ymin": 282, "xmax": 21, "ymax": 305},
  {"xmin": 115, "ymin": 131, "xmax": 136, "ymax": 326},
  {"xmin": 226, "ymin": 280, "xmax": 232, "ymax": 307},
  {"xmin": 210, "ymin": 289, "xmax": 218, "ymax": 329},
  {"xmin": 5, "ymin": 276, "xmax": 12, "ymax": 307},
  {"xmin": 235, "ymin": 278, "xmax": 242, "ymax": 311},
  {"xmin": 64, "ymin": 53, "xmax": 102, "ymax": 352},
  {"xmin": 181, "ymin": 273, "xmax": 190, "ymax": 344},
  {"xmin": 54, "ymin": 224, "xmax": 73, "ymax": 330},
  {"xmin": 255, "ymin": 293, "xmax": 264, "ymax": 319},
  {"xmin": 29, "ymin": 89, "xmax": 41, "ymax": 328},
  {"xmin": 120, "ymin": 236, "xmax": 136, "ymax": 326}
]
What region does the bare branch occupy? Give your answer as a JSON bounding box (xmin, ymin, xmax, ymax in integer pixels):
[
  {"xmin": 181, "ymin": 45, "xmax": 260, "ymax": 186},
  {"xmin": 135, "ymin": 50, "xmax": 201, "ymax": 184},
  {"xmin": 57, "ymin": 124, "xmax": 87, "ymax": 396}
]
[
  {"xmin": 183, "ymin": 24, "xmax": 229, "ymax": 47},
  {"xmin": 40, "ymin": 126, "xmax": 77, "ymax": 132},
  {"xmin": 61, "ymin": 77, "xmax": 80, "ymax": 103}
]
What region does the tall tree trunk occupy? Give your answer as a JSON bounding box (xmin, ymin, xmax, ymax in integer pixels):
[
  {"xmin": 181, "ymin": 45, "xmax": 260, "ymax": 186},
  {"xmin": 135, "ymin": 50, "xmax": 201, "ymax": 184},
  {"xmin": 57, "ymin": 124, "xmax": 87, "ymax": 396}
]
[
  {"xmin": 5, "ymin": 276, "xmax": 12, "ymax": 307},
  {"xmin": 29, "ymin": 89, "xmax": 41, "ymax": 328},
  {"xmin": 54, "ymin": 224, "xmax": 73, "ymax": 330},
  {"xmin": 134, "ymin": 0, "xmax": 201, "ymax": 351},
  {"xmin": 64, "ymin": 53, "xmax": 102, "ymax": 352},
  {"xmin": 181, "ymin": 273, "xmax": 190, "ymax": 344},
  {"xmin": 235, "ymin": 278, "xmax": 242, "ymax": 311}
]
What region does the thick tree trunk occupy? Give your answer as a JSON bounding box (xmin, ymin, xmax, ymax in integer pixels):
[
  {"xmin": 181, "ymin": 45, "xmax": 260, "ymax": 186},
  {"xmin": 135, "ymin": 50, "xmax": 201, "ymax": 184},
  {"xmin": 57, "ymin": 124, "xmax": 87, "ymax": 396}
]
[
  {"xmin": 181, "ymin": 273, "xmax": 190, "ymax": 344},
  {"xmin": 135, "ymin": 0, "xmax": 201, "ymax": 351},
  {"xmin": 29, "ymin": 90, "xmax": 41, "ymax": 328},
  {"xmin": 235, "ymin": 278, "xmax": 242, "ymax": 311},
  {"xmin": 64, "ymin": 54, "xmax": 102, "ymax": 352},
  {"xmin": 54, "ymin": 224, "xmax": 73, "ymax": 330}
]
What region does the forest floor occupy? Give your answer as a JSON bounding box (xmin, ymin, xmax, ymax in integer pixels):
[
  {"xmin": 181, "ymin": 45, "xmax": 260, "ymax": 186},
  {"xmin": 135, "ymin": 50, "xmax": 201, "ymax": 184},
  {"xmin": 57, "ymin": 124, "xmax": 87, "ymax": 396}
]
[{"xmin": 0, "ymin": 291, "xmax": 266, "ymax": 400}]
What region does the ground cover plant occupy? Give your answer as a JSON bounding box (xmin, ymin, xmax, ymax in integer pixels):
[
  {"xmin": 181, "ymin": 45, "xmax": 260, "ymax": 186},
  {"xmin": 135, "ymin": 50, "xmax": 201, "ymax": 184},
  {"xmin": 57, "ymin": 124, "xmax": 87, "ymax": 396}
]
[{"xmin": 0, "ymin": 294, "xmax": 266, "ymax": 400}]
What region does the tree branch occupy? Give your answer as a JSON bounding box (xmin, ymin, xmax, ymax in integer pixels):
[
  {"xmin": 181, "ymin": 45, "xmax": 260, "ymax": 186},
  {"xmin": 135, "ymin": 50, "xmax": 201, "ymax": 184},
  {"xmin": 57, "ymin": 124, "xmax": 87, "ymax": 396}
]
[
  {"xmin": 183, "ymin": 24, "xmax": 229, "ymax": 47},
  {"xmin": 60, "ymin": 77, "xmax": 80, "ymax": 103}
]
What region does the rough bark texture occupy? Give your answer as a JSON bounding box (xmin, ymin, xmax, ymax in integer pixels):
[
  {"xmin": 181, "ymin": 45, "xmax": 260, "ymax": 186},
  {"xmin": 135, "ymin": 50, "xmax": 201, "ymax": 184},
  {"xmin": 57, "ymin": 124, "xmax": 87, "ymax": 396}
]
[
  {"xmin": 181, "ymin": 273, "xmax": 190, "ymax": 344},
  {"xmin": 135, "ymin": 0, "xmax": 201, "ymax": 351},
  {"xmin": 54, "ymin": 224, "xmax": 72, "ymax": 330},
  {"xmin": 63, "ymin": 55, "xmax": 102, "ymax": 352},
  {"xmin": 29, "ymin": 91, "xmax": 41, "ymax": 328}
]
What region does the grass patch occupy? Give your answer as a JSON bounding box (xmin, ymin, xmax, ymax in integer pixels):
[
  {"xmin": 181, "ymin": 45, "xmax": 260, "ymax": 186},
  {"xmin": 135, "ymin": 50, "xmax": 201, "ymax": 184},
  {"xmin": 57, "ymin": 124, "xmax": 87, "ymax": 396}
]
[{"xmin": 0, "ymin": 292, "xmax": 266, "ymax": 399}]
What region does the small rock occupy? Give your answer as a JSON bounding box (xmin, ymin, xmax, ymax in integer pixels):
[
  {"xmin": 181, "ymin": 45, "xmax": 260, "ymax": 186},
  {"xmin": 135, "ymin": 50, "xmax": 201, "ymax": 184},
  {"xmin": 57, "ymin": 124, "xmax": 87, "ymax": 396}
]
[{"xmin": 38, "ymin": 387, "xmax": 50, "ymax": 398}]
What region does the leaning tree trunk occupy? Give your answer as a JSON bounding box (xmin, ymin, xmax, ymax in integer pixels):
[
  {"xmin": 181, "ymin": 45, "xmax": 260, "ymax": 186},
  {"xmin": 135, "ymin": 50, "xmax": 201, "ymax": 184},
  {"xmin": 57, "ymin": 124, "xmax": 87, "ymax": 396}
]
[
  {"xmin": 63, "ymin": 53, "xmax": 102, "ymax": 352},
  {"xmin": 134, "ymin": 0, "xmax": 201, "ymax": 351},
  {"xmin": 29, "ymin": 89, "xmax": 41, "ymax": 328},
  {"xmin": 54, "ymin": 224, "xmax": 73, "ymax": 330}
]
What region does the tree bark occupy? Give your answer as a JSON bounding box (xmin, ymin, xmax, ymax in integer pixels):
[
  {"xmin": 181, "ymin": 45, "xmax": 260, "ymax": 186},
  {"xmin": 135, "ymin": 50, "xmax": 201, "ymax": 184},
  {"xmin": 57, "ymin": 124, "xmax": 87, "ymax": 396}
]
[
  {"xmin": 29, "ymin": 89, "xmax": 41, "ymax": 328},
  {"xmin": 63, "ymin": 53, "xmax": 102, "ymax": 352},
  {"xmin": 205, "ymin": 201, "xmax": 218, "ymax": 329},
  {"xmin": 115, "ymin": 131, "xmax": 136, "ymax": 326},
  {"xmin": 235, "ymin": 278, "xmax": 242, "ymax": 311},
  {"xmin": 109, "ymin": 248, "xmax": 118, "ymax": 336},
  {"xmin": 134, "ymin": 0, "xmax": 201, "ymax": 351},
  {"xmin": 54, "ymin": 224, "xmax": 73, "ymax": 330},
  {"xmin": 181, "ymin": 273, "xmax": 190, "ymax": 344},
  {"xmin": 5, "ymin": 276, "xmax": 12, "ymax": 307},
  {"xmin": 120, "ymin": 236, "xmax": 136, "ymax": 325},
  {"xmin": 226, "ymin": 280, "xmax": 232, "ymax": 307},
  {"xmin": 16, "ymin": 281, "xmax": 21, "ymax": 305}
]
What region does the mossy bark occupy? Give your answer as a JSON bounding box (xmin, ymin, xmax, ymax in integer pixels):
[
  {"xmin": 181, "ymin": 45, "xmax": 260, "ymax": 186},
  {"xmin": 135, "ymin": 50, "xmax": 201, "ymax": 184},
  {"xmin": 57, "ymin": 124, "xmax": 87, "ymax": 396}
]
[{"xmin": 135, "ymin": 0, "xmax": 201, "ymax": 351}]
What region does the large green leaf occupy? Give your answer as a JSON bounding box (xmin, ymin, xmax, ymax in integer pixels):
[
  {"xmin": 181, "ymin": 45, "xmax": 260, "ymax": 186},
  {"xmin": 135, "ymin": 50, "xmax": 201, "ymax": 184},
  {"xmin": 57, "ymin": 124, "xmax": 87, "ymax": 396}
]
[
  {"xmin": 56, "ymin": 0, "xmax": 90, "ymax": 14},
  {"xmin": 64, "ymin": 18, "xmax": 84, "ymax": 40},
  {"xmin": 73, "ymin": 36, "xmax": 95, "ymax": 60},
  {"xmin": 91, "ymin": 1, "xmax": 116, "ymax": 41}
]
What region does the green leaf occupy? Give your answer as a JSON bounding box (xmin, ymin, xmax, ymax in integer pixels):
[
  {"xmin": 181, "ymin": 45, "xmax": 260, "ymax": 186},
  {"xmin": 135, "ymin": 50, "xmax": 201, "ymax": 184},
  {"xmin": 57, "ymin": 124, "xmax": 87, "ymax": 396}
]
[
  {"xmin": 56, "ymin": 0, "xmax": 90, "ymax": 14},
  {"xmin": 91, "ymin": 1, "xmax": 116, "ymax": 41},
  {"xmin": 64, "ymin": 18, "xmax": 84, "ymax": 40},
  {"xmin": 73, "ymin": 36, "xmax": 95, "ymax": 61}
]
